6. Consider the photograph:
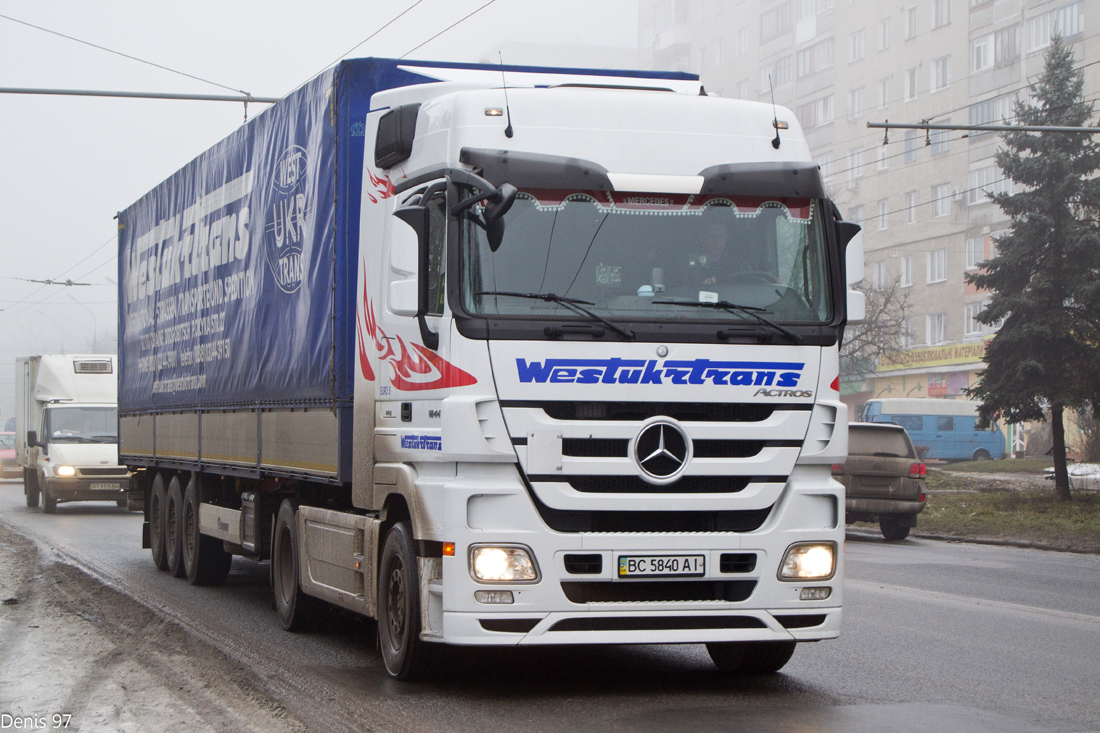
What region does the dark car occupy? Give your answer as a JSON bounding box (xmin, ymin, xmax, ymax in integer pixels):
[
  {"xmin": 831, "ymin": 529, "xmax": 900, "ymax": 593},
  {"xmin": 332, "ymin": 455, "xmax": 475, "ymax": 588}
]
[{"xmin": 834, "ymin": 422, "xmax": 927, "ymax": 540}]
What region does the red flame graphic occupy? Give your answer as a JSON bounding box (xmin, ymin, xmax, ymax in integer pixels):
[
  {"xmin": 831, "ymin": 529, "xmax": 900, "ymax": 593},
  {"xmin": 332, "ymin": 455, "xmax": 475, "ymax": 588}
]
[
  {"xmin": 355, "ymin": 263, "xmax": 476, "ymax": 391},
  {"xmin": 364, "ymin": 168, "xmax": 395, "ymax": 204}
]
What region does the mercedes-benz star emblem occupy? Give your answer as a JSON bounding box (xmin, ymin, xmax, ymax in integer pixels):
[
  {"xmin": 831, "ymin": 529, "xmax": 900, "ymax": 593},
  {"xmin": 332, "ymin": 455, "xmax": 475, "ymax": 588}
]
[{"xmin": 633, "ymin": 420, "xmax": 691, "ymax": 483}]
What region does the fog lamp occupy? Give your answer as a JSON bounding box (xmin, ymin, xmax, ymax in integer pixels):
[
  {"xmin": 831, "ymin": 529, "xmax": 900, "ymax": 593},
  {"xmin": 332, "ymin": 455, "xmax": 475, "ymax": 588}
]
[
  {"xmin": 779, "ymin": 543, "xmax": 836, "ymax": 581},
  {"xmin": 800, "ymin": 586, "xmax": 832, "ymax": 601},
  {"xmin": 474, "ymin": 590, "xmax": 514, "ymax": 604},
  {"xmin": 55, "ymin": 465, "xmax": 76, "ymax": 477},
  {"xmin": 470, "ymin": 545, "xmax": 539, "ymax": 582}
]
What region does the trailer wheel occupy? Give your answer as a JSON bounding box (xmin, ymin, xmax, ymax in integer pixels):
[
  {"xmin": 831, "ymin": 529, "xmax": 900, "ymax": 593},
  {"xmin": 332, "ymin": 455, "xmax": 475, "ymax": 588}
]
[
  {"xmin": 148, "ymin": 473, "xmax": 169, "ymax": 570},
  {"xmin": 706, "ymin": 641, "xmax": 797, "ymax": 674},
  {"xmin": 165, "ymin": 476, "xmax": 186, "ymax": 577},
  {"xmin": 182, "ymin": 478, "xmax": 232, "ymax": 586},
  {"xmin": 378, "ymin": 521, "xmax": 432, "ymax": 680},
  {"xmin": 24, "ymin": 469, "xmax": 39, "ymax": 509},
  {"xmin": 272, "ymin": 500, "xmax": 317, "ymax": 631}
]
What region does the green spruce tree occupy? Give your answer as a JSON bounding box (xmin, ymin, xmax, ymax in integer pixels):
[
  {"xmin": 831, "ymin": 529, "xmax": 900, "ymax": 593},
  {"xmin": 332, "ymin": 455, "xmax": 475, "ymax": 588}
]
[{"xmin": 966, "ymin": 35, "xmax": 1100, "ymax": 501}]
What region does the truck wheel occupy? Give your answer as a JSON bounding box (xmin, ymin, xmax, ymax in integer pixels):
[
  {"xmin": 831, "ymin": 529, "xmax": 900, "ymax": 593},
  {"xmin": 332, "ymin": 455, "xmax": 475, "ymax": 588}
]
[
  {"xmin": 24, "ymin": 469, "xmax": 39, "ymax": 508},
  {"xmin": 149, "ymin": 473, "xmax": 169, "ymax": 570},
  {"xmin": 272, "ymin": 500, "xmax": 317, "ymax": 631},
  {"xmin": 183, "ymin": 478, "xmax": 232, "ymax": 586},
  {"xmin": 706, "ymin": 641, "xmax": 797, "ymax": 674},
  {"xmin": 880, "ymin": 517, "xmax": 911, "ymax": 541},
  {"xmin": 973, "ymin": 449, "xmax": 991, "ymax": 461},
  {"xmin": 42, "ymin": 476, "xmax": 57, "ymax": 514},
  {"xmin": 165, "ymin": 476, "xmax": 186, "ymax": 578},
  {"xmin": 378, "ymin": 521, "xmax": 433, "ymax": 680}
]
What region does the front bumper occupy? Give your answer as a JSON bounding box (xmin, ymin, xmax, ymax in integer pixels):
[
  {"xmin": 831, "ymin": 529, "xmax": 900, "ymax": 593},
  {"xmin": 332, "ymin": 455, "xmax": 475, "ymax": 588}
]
[
  {"xmin": 418, "ymin": 464, "xmax": 844, "ymax": 647},
  {"xmin": 0, "ymin": 463, "xmax": 21, "ymax": 479},
  {"xmin": 43, "ymin": 476, "xmax": 128, "ymax": 502},
  {"xmin": 846, "ymin": 497, "xmax": 925, "ymax": 516}
]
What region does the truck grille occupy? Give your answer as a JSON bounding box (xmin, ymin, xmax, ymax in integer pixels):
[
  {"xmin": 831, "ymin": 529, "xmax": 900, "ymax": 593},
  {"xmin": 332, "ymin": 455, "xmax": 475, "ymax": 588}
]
[
  {"xmin": 560, "ymin": 438, "xmax": 778, "ymax": 459},
  {"xmin": 502, "ymin": 401, "xmax": 798, "ymax": 422},
  {"xmin": 561, "ymin": 580, "xmax": 756, "ymax": 603},
  {"xmin": 78, "ymin": 467, "xmax": 129, "ymax": 476},
  {"xmin": 531, "ymin": 475, "xmax": 755, "ymax": 494}
]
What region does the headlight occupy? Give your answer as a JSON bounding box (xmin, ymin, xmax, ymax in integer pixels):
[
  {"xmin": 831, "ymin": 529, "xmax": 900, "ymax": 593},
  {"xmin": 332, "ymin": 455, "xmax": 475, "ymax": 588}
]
[
  {"xmin": 470, "ymin": 545, "xmax": 539, "ymax": 582},
  {"xmin": 55, "ymin": 465, "xmax": 76, "ymax": 477},
  {"xmin": 779, "ymin": 542, "xmax": 836, "ymax": 581}
]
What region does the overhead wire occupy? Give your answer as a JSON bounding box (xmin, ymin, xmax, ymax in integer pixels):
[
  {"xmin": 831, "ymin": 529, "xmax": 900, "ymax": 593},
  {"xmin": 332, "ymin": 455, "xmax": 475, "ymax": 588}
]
[
  {"xmin": 0, "ymin": 12, "xmax": 248, "ymax": 96},
  {"xmin": 400, "ymin": 0, "xmax": 498, "ymax": 58}
]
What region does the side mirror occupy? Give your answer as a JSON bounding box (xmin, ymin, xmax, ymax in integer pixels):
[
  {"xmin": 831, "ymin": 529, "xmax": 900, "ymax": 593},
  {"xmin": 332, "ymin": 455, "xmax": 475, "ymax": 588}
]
[
  {"xmin": 484, "ymin": 183, "xmax": 517, "ymax": 223},
  {"xmin": 27, "ymin": 430, "xmax": 38, "ymax": 448},
  {"xmin": 837, "ymin": 222, "xmax": 864, "ymax": 286},
  {"xmin": 846, "ymin": 288, "xmax": 866, "ymax": 324}
]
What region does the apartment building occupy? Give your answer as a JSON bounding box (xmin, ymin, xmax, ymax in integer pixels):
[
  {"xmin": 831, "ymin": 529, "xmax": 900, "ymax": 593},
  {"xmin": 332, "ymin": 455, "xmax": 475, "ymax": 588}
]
[{"xmin": 639, "ymin": 0, "xmax": 1098, "ymax": 422}]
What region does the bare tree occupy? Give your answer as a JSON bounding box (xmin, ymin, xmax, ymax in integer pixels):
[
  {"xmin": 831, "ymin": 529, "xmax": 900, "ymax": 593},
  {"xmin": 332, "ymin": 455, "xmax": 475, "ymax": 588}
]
[{"xmin": 840, "ymin": 277, "xmax": 910, "ymax": 382}]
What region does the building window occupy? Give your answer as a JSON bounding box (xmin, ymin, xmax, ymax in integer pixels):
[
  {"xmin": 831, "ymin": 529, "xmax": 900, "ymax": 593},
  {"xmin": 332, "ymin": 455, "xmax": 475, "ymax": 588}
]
[
  {"xmin": 879, "ymin": 18, "xmax": 890, "ymax": 50},
  {"xmin": 877, "ymin": 199, "xmax": 889, "ymax": 230},
  {"xmin": 735, "ymin": 80, "xmax": 749, "ymax": 99},
  {"xmin": 879, "ymin": 77, "xmax": 890, "ymax": 109},
  {"xmin": 877, "ymin": 145, "xmax": 890, "ymax": 170},
  {"xmin": 738, "ymin": 27, "xmax": 749, "ymax": 56},
  {"xmin": 850, "ymin": 29, "xmax": 865, "ymax": 61},
  {"xmin": 874, "ymin": 261, "xmax": 886, "ymax": 289},
  {"xmin": 968, "ymin": 163, "xmax": 1014, "ymax": 205},
  {"xmin": 904, "ymin": 6, "xmax": 918, "ymax": 39},
  {"xmin": 929, "ymin": 249, "xmax": 947, "ymax": 282},
  {"xmin": 900, "ymin": 256, "xmax": 913, "ymax": 287},
  {"xmin": 904, "ymin": 130, "xmax": 919, "ymax": 162},
  {"xmin": 933, "ymin": 183, "xmax": 951, "ymax": 217},
  {"xmin": 995, "ymin": 26, "xmax": 1018, "ymax": 66},
  {"xmin": 797, "ymin": 37, "xmax": 835, "ymax": 77},
  {"xmin": 849, "ymin": 147, "xmax": 865, "ymax": 185},
  {"xmin": 931, "ymin": 55, "xmax": 951, "ymax": 92},
  {"xmin": 1031, "ymin": 2, "xmax": 1085, "ymax": 51},
  {"xmin": 930, "ymin": 120, "xmax": 951, "ymax": 154},
  {"xmin": 972, "ymin": 35, "xmax": 992, "ymax": 72},
  {"xmin": 968, "ymin": 94, "xmax": 1015, "ymax": 138},
  {"xmin": 850, "ymin": 205, "xmax": 864, "ymax": 224},
  {"xmin": 933, "ymin": 0, "xmax": 950, "ymax": 28},
  {"xmin": 906, "ymin": 191, "xmax": 917, "ymax": 223},
  {"xmin": 849, "ymin": 87, "xmax": 865, "ymax": 119},
  {"xmin": 927, "ymin": 312, "xmax": 947, "ymax": 345},
  {"xmin": 964, "ymin": 302, "xmax": 985, "ymax": 336},
  {"xmin": 716, "ymin": 38, "xmax": 725, "ymax": 65},
  {"xmin": 905, "ymin": 67, "xmax": 918, "ymax": 101},
  {"xmin": 760, "ymin": 68, "xmax": 772, "ymax": 94},
  {"xmin": 1028, "ymin": 12, "xmax": 1052, "ymax": 52},
  {"xmin": 900, "ymin": 317, "xmax": 914, "ymax": 348},
  {"xmin": 797, "ymin": 95, "xmax": 835, "ymax": 128},
  {"xmin": 965, "ymin": 237, "xmax": 984, "ymax": 269},
  {"xmin": 761, "ymin": 3, "xmax": 796, "ymax": 43},
  {"xmin": 774, "ymin": 55, "xmax": 793, "ymax": 86}
]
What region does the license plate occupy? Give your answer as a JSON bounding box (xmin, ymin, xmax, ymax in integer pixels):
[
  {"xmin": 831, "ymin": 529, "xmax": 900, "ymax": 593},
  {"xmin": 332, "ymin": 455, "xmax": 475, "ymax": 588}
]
[
  {"xmin": 617, "ymin": 554, "xmax": 705, "ymax": 578},
  {"xmin": 90, "ymin": 482, "xmax": 123, "ymax": 491}
]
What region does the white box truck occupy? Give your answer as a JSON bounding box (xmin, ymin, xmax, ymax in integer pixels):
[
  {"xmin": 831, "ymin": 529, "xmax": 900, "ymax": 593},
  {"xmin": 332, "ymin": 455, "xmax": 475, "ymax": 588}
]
[
  {"xmin": 15, "ymin": 355, "xmax": 130, "ymax": 512},
  {"xmin": 117, "ymin": 58, "xmax": 864, "ymax": 679}
]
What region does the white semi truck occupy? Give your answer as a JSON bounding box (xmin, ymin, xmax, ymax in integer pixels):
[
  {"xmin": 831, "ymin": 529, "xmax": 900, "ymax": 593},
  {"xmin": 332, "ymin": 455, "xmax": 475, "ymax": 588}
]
[
  {"xmin": 15, "ymin": 354, "xmax": 130, "ymax": 512},
  {"xmin": 117, "ymin": 59, "xmax": 864, "ymax": 679}
]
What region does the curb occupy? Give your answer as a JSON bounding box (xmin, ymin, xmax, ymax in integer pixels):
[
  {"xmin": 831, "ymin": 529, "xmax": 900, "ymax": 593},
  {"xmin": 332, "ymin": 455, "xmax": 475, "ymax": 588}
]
[{"xmin": 846, "ymin": 527, "xmax": 1100, "ymax": 555}]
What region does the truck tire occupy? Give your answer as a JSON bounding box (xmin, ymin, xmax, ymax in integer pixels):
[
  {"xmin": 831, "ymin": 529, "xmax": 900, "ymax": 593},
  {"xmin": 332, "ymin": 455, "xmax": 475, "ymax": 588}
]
[
  {"xmin": 165, "ymin": 476, "xmax": 186, "ymax": 578},
  {"xmin": 272, "ymin": 500, "xmax": 318, "ymax": 631},
  {"xmin": 24, "ymin": 469, "xmax": 39, "ymax": 509},
  {"xmin": 182, "ymin": 478, "xmax": 232, "ymax": 586},
  {"xmin": 149, "ymin": 473, "xmax": 169, "ymax": 571},
  {"xmin": 42, "ymin": 476, "xmax": 57, "ymax": 514},
  {"xmin": 706, "ymin": 641, "xmax": 797, "ymax": 674},
  {"xmin": 378, "ymin": 521, "xmax": 433, "ymax": 680},
  {"xmin": 973, "ymin": 449, "xmax": 991, "ymax": 461},
  {"xmin": 880, "ymin": 517, "xmax": 911, "ymax": 541}
]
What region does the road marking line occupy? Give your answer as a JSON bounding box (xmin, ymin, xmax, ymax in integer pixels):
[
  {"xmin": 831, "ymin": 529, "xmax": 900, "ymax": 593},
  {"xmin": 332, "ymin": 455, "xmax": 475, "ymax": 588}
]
[{"xmin": 847, "ymin": 578, "xmax": 1100, "ymax": 626}]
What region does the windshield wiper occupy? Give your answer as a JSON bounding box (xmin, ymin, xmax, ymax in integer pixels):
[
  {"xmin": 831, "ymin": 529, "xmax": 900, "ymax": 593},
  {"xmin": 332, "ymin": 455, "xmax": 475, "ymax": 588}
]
[
  {"xmin": 652, "ymin": 299, "xmax": 804, "ymax": 344},
  {"xmin": 477, "ymin": 291, "xmax": 635, "ymax": 341}
]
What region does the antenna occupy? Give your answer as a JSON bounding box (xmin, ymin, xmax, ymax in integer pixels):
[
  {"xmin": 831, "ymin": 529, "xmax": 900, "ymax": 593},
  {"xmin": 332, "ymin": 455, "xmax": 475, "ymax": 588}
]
[
  {"xmin": 768, "ymin": 74, "xmax": 781, "ymax": 149},
  {"xmin": 499, "ymin": 52, "xmax": 514, "ymax": 139}
]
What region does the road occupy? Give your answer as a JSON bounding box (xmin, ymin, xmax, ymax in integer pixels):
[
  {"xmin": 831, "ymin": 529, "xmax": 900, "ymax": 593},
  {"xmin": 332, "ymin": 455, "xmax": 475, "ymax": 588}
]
[{"xmin": 1, "ymin": 481, "xmax": 1099, "ymax": 732}]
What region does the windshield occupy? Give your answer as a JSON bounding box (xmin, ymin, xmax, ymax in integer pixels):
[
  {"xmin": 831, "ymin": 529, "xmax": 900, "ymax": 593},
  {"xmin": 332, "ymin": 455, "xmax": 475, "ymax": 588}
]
[
  {"xmin": 45, "ymin": 406, "xmax": 118, "ymax": 444},
  {"xmin": 461, "ymin": 189, "xmax": 832, "ymax": 324}
]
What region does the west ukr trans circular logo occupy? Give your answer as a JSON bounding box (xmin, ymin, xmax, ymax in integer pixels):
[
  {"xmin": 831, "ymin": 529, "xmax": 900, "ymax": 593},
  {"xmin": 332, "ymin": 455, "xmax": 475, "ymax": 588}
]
[{"xmin": 265, "ymin": 145, "xmax": 309, "ymax": 293}]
